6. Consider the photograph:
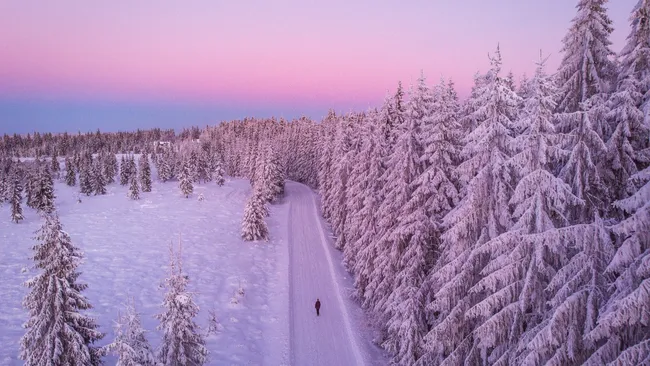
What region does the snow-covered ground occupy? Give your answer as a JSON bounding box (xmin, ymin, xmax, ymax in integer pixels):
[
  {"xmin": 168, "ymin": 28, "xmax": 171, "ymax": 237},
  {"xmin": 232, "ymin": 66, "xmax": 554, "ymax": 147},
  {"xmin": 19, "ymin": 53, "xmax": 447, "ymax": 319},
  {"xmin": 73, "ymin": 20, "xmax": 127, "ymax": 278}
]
[{"xmin": 0, "ymin": 174, "xmax": 386, "ymax": 365}]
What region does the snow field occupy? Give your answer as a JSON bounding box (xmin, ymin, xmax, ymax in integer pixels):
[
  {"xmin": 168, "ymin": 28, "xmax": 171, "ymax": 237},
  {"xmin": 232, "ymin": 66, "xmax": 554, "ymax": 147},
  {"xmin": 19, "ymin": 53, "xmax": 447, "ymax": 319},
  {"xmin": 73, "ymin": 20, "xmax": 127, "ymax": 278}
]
[{"xmin": 0, "ymin": 177, "xmax": 290, "ymax": 365}]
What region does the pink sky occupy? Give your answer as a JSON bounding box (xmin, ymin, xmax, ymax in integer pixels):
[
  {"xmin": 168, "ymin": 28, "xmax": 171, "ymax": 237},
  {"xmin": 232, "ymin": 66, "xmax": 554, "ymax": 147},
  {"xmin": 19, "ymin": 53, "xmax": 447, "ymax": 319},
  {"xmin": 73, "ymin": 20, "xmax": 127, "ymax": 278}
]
[{"xmin": 0, "ymin": 0, "xmax": 640, "ymax": 132}]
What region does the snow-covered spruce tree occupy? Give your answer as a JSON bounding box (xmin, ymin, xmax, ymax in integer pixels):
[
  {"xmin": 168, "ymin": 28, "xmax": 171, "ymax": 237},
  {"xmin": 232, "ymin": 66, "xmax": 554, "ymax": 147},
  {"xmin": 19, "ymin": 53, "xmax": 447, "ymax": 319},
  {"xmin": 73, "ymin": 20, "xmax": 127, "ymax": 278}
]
[
  {"xmin": 120, "ymin": 156, "xmax": 129, "ymax": 185},
  {"xmin": 602, "ymin": 0, "xmax": 650, "ymax": 204},
  {"xmin": 0, "ymin": 171, "xmax": 9, "ymax": 204},
  {"xmin": 21, "ymin": 213, "xmax": 104, "ymax": 365},
  {"xmin": 128, "ymin": 156, "xmax": 137, "ymax": 184},
  {"xmin": 241, "ymin": 190, "xmax": 269, "ymax": 241},
  {"xmin": 11, "ymin": 172, "xmax": 24, "ymax": 223},
  {"xmin": 520, "ymin": 217, "xmax": 614, "ymax": 365},
  {"xmin": 187, "ymin": 150, "xmax": 200, "ymax": 183},
  {"xmin": 197, "ymin": 150, "xmax": 212, "ymax": 183},
  {"xmin": 156, "ymin": 243, "xmax": 208, "ymax": 365},
  {"xmin": 343, "ymin": 112, "xmax": 375, "ymax": 273},
  {"xmin": 624, "ymin": 0, "xmax": 650, "ymax": 126},
  {"xmin": 420, "ymin": 55, "xmax": 581, "ymax": 365},
  {"xmin": 128, "ymin": 175, "xmax": 140, "ymax": 201},
  {"xmin": 213, "ymin": 158, "xmax": 225, "ymax": 187},
  {"xmin": 51, "ymin": 151, "xmax": 60, "ymax": 179},
  {"xmin": 79, "ymin": 160, "xmax": 93, "ymax": 196},
  {"xmin": 558, "ymin": 106, "xmax": 609, "ymax": 223},
  {"xmin": 318, "ymin": 111, "xmax": 339, "ymax": 219},
  {"xmin": 420, "ymin": 46, "xmax": 520, "ymax": 365},
  {"xmin": 585, "ymin": 161, "xmax": 650, "ymax": 364},
  {"xmin": 379, "ymin": 73, "xmax": 437, "ymax": 365},
  {"xmin": 157, "ymin": 149, "xmax": 175, "ymax": 182},
  {"xmin": 177, "ymin": 161, "xmax": 193, "ymax": 198},
  {"xmin": 34, "ymin": 166, "xmax": 56, "ymax": 213},
  {"xmin": 103, "ymin": 153, "xmax": 118, "ymax": 184},
  {"xmin": 256, "ymin": 142, "xmax": 285, "ymax": 204},
  {"xmin": 328, "ymin": 114, "xmax": 356, "ymax": 250},
  {"xmin": 556, "ymin": 0, "xmax": 616, "ymax": 114},
  {"xmin": 459, "ymin": 71, "xmax": 489, "ymax": 135},
  {"xmin": 139, "ymin": 153, "xmax": 152, "ymax": 193},
  {"xmin": 92, "ymin": 158, "xmax": 107, "ymax": 195},
  {"xmin": 103, "ymin": 302, "xmax": 156, "ymax": 366},
  {"xmin": 25, "ymin": 169, "xmax": 36, "ymax": 209},
  {"xmin": 350, "ymin": 108, "xmax": 391, "ymax": 302},
  {"xmin": 65, "ymin": 156, "xmax": 76, "ymax": 186}
]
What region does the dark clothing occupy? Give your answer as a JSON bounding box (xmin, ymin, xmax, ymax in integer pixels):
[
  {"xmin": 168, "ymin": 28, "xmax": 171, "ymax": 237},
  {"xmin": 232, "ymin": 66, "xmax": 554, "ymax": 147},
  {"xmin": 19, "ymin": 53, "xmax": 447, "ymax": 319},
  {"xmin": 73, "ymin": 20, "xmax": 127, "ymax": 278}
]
[{"xmin": 315, "ymin": 300, "xmax": 321, "ymax": 316}]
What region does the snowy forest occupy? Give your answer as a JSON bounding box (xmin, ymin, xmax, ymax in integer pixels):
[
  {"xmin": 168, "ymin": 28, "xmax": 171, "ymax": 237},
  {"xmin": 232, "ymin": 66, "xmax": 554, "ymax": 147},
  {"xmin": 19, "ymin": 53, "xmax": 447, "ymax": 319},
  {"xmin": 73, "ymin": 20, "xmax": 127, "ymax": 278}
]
[{"xmin": 1, "ymin": 0, "xmax": 650, "ymax": 365}]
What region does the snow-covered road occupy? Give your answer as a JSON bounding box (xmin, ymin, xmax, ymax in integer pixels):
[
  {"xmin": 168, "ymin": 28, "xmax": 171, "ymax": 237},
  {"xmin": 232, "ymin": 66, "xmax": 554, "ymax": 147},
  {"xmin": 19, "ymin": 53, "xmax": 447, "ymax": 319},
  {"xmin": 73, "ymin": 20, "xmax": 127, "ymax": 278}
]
[{"xmin": 287, "ymin": 181, "xmax": 380, "ymax": 366}]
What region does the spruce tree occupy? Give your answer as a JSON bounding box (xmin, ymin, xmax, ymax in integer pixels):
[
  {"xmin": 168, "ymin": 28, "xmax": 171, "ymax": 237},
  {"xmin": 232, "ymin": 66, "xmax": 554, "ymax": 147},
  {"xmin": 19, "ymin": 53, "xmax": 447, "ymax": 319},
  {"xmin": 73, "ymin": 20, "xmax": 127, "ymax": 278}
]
[
  {"xmin": 128, "ymin": 175, "xmax": 140, "ymax": 201},
  {"xmin": 34, "ymin": 167, "xmax": 56, "ymax": 213},
  {"xmin": 585, "ymin": 162, "xmax": 650, "ymax": 364},
  {"xmin": 21, "ymin": 213, "xmax": 104, "ymax": 365},
  {"xmin": 128, "ymin": 156, "xmax": 137, "ymax": 184},
  {"xmin": 103, "ymin": 153, "xmax": 118, "ymax": 184},
  {"xmin": 156, "ymin": 243, "xmax": 208, "ymax": 365},
  {"xmin": 104, "ymin": 302, "xmax": 156, "ymax": 366},
  {"xmin": 92, "ymin": 158, "xmax": 107, "ymax": 196},
  {"xmin": 79, "ymin": 161, "xmax": 93, "ymax": 196},
  {"xmin": 422, "ymin": 46, "xmax": 520, "ymax": 364},
  {"xmin": 11, "ymin": 172, "xmax": 24, "ymax": 223},
  {"xmin": 197, "ymin": 150, "xmax": 212, "ymax": 183},
  {"xmin": 213, "ymin": 159, "xmax": 225, "ymax": 187},
  {"xmin": 556, "ymin": 0, "xmax": 616, "ymax": 114},
  {"xmin": 65, "ymin": 156, "xmax": 76, "ymax": 186},
  {"xmin": 178, "ymin": 162, "xmax": 193, "ymax": 198},
  {"xmin": 50, "ymin": 151, "xmax": 60, "ymax": 179},
  {"xmin": 120, "ymin": 156, "xmax": 129, "ymax": 185},
  {"xmin": 139, "ymin": 153, "xmax": 152, "ymax": 192},
  {"xmin": 241, "ymin": 191, "xmax": 269, "ymax": 241}
]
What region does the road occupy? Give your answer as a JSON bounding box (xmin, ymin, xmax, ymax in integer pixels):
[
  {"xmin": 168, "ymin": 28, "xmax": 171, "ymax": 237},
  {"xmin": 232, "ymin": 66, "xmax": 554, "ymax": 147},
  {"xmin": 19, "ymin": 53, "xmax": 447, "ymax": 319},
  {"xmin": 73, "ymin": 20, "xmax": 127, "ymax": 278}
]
[{"xmin": 286, "ymin": 181, "xmax": 368, "ymax": 366}]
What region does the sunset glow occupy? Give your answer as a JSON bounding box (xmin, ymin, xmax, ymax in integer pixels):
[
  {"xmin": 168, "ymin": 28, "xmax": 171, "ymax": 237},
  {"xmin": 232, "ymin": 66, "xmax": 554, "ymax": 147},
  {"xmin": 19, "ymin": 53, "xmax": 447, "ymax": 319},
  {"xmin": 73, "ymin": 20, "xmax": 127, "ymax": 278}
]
[{"xmin": 0, "ymin": 0, "xmax": 638, "ymax": 133}]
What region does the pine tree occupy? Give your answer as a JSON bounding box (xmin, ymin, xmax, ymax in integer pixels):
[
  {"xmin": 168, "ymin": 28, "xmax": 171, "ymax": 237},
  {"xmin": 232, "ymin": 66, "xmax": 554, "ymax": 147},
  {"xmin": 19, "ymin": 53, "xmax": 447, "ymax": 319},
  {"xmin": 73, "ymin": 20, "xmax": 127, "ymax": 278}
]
[
  {"xmin": 128, "ymin": 175, "xmax": 140, "ymax": 201},
  {"xmin": 241, "ymin": 191, "xmax": 269, "ymax": 241},
  {"xmin": 92, "ymin": 158, "xmax": 107, "ymax": 195},
  {"xmin": 156, "ymin": 243, "xmax": 208, "ymax": 365},
  {"xmin": 65, "ymin": 156, "xmax": 76, "ymax": 186},
  {"xmin": 21, "ymin": 213, "xmax": 104, "ymax": 365},
  {"xmin": 178, "ymin": 162, "xmax": 193, "ymax": 198},
  {"xmin": 139, "ymin": 153, "xmax": 152, "ymax": 193},
  {"xmin": 556, "ymin": 0, "xmax": 616, "ymax": 114},
  {"xmin": 104, "ymin": 302, "xmax": 156, "ymax": 366},
  {"xmin": 11, "ymin": 172, "xmax": 24, "ymax": 223}
]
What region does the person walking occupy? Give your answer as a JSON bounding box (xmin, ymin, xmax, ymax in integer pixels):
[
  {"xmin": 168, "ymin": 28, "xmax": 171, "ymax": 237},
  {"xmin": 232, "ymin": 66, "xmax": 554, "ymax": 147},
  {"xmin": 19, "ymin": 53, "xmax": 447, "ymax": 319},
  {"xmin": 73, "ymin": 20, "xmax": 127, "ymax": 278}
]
[{"xmin": 315, "ymin": 298, "xmax": 321, "ymax": 316}]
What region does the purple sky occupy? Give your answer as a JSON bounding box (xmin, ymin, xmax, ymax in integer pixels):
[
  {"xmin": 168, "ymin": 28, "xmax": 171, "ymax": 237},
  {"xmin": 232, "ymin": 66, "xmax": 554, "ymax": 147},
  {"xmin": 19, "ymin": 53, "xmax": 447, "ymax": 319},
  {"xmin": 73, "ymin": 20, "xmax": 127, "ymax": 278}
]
[{"xmin": 0, "ymin": 0, "xmax": 638, "ymax": 134}]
